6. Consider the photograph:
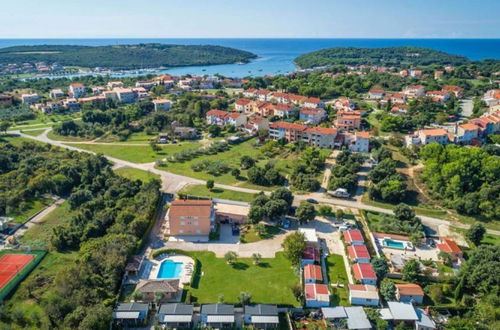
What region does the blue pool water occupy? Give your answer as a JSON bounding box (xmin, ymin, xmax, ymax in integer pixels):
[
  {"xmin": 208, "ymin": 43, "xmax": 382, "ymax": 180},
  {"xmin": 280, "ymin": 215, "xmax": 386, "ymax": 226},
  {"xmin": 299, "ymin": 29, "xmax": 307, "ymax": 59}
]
[
  {"xmin": 157, "ymin": 260, "xmax": 183, "ymax": 279},
  {"xmin": 384, "ymin": 239, "xmax": 405, "ymax": 249}
]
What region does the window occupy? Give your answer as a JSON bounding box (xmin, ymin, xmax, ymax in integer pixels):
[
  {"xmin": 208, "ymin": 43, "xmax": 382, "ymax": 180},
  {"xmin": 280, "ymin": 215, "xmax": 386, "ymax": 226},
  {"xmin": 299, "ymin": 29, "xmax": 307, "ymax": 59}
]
[
  {"xmin": 180, "ymin": 221, "xmax": 185, "ymax": 226},
  {"xmin": 179, "ymin": 230, "xmax": 184, "ymax": 234},
  {"xmin": 180, "ymin": 216, "xmax": 185, "ymax": 220},
  {"xmin": 194, "ymin": 221, "xmax": 199, "ymax": 226}
]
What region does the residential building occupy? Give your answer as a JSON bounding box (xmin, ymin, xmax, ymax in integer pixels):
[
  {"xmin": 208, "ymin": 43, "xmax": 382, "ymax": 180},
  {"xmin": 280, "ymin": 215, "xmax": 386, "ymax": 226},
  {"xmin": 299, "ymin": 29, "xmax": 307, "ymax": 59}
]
[
  {"xmin": 244, "ymin": 304, "xmax": 279, "ymax": 329},
  {"xmin": 304, "ymin": 264, "xmax": 323, "ymax": 284},
  {"xmin": 112, "ymin": 302, "xmax": 149, "ymax": 326},
  {"xmin": 244, "ymin": 116, "xmax": 269, "ymax": 134},
  {"xmin": 335, "ymin": 112, "xmax": 361, "ymax": 130},
  {"xmin": 253, "ymin": 101, "xmax": 275, "ymax": 117},
  {"xmin": 352, "ymin": 263, "xmax": 377, "ymax": 285},
  {"xmin": 49, "ymin": 89, "xmax": 64, "ymax": 99},
  {"xmin": 200, "ymin": 304, "xmax": 235, "ymax": 328},
  {"xmin": 69, "ymin": 83, "xmax": 86, "ymax": 98},
  {"xmin": 381, "ymin": 302, "xmax": 435, "ymax": 330},
  {"xmin": 333, "ymin": 97, "xmax": 355, "ymax": 111},
  {"xmin": 347, "ymin": 245, "xmax": 370, "ymax": 263},
  {"xmin": 235, "ymin": 98, "xmax": 253, "ymax": 112},
  {"xmin": 21, "ymin": 93, "xmax": 40, "ymax": 104},
  {"xmin": 166, "ymin": 200, "xmax": 215, "ymax": 237},
  {"xmin": 348, "ymin": 284, "xmax": 380, "ymax": 306},
  {"xmin": 299, "ymin": 107, "xmax": 326, "ymax": 124},
  {"xmin": 368, "ymin": 89, "xmax": 385, "ymax": 99},
  {"xmin": 92, "ymin": 86, "xmax": 106, "ymax": 95},
  {"xmin": 288, "ymin": 94, "xmax": 307, "ymax": 105},
  {"xmin": 303, "ymin": 97, "xmax": 324, "ymax": 108},
  {"xmin": 404, "ymin": 85, "xmax": 425, "ymax": 98},
  {"xmin": 133, "ymin": 87, "xmax": 148, "ymax": 99},
  {"xmin": 343, "ymin": 230, "xmax": 364, "ymax": 246},
  {"xmin": 214, "ymin": 201, "xmax": 249, "ymax": 224},
  {"xmin": 269, "ymin": 121, "xmax": 307, "ymax": 143},
  {"xmin": 135, "ymin": 279, "xmax": 180, "ymax": 302},
  {"xmin": 63, "ymin": 98, "xmax": 80, "ymax": 111},
  {"xmin": 321, "ymin": 307, "xmax": 372, "ymax": 330},
  {"xmin": 153, "ymin": 99, "xmax": 172, "ymax": 111},
  {"xmin": 78, "ymin": 95, "xmax": 106, "ymax": 106},
  {"xmin": 391, "ymin": 104, "xmax": 409, "ymax": 116},
  {"xmin": 434, "ymin": 70, "xmax": 444, "ymax": 80},
  {"xmin": 243, "ymin": 88, "xmax": 258, "ymax": 98},
  {"xmin": 299, "ymin": 228, "xmax": 319, "ymax": 247},
  {"xmin": 135, "ymin": 81, "xmax": 155, "ymax": 90},
  {"xmin": 418, "ymin": 128, "xmax": 449, "ymax": 145},
  {"xmin": 442, "ymin": 85, "xmax": 463, "ymax": 98},
  {"xmin": 114, "ymin": 88, "xmax": 136, "ymax": 103},
  {"xmin": 174, "ymin": 127, "xmax": 198, "ymax": 140},
  {"xmin": 410, "ymin": 69, "xmax": 422, "ymax": 78},
  {"xmin": 426, "ymin": 90, "xmax": 450, "ymax": 102},
  {"xmin": 255, "ymin": 89, "xmax": 272, "ymax": 101},
  {"xmin": 206, "ymin": 109, "xmax": 246, "ymax": 127},
  {"xmin": 396, "ymin": 284, "xmax": 425, "ymax": 305},
  {"xmin": 107, "ymin": 81, "xmax": 124, "ymax": 90},
  {"xmin": 301, "ymin": 246, "xmax": 320, "ymax": 266},
  {"xmin": 303, "ymin": 127, "xmax": 337, "ymax": 149},
  {"xmin": 158, "ymin": 304, "xmax": 194, "ymax": 328},
  {"xmin": 348, "ymin": 131, "xmax": 370, "ymax": 153},
  {"xmin": 455, "ymin": 123, "xmax": 479, "ymax": 144},
  {"xmin": 437, "ymin": 237, "xmax": 463, "ymax": 260},
  {"xmin": 469, "ymin": 111, "xmax": 500, "ymax": 135},
  {"xmin": 483, "ymin": 89, "xmax": 500, "ymax": 107},
  {"xmin": 273, "ymin": 103, "xmax": 295, "ymax": 118},
  {"xmin": 304, "ymin": 283, "xmax": 330, "ymax": 307}
]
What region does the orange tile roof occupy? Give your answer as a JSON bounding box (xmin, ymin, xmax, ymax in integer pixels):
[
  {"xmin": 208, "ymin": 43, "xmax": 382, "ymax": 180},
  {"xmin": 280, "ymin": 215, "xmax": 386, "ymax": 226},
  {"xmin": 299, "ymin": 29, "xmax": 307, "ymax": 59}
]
[
  {"xmin": 206, "ymin": 109, "xmax": 229, "ymax": 117},
  {"xmin": 421, "ymin": 128, "xmax": 448, "ymax": 136},
  {"xmin": 305, "ymin": 97, "xmax": 321, "ymax": 103},
  {"xmin": 369, "ymin": 89, "xmax": 384, "ymax": 93},
  {"xmin": 396, "ymin": 284, "xmax": 424, "ymax": 296},
  {"xmin": 300, "ymin": 107, "xmax": 324, "ymax": 115},
  {"xmin": 356, "ymin": 131, "xmax": 370, "ymax": 139},
  {"xmin": 236, "ymin": 98, "xmax": 252, "ymax": 105},
  {"xmin": 343, "ymin": 230, "xmax": 364, "ymax": 244},
  {"xmin": 437, "ymin": 237, "xmax": 462, "ymax": 254},
  {"xmin": 269, "ymin": 121, "xmax": 307, "ymax": 131},
  {"xmin": 348, "ymin": 245, "xmax": 370, "ymax": 260},
  {"xmin": 304, "ymin": 264, "xmax": 323, "ymax": 281},
  {"xmin": 459, "ymin": 123, "xmax": 479, "ymax": 131},
  {"xmin": 306, "ymin": 127, "xmax": 337, "ymax": 135},
  {"xmin": 169, "ymin": 200, "xmax": 213, "ymax": 219},
  {"xmin": 353, "ymin": 263, "xmax": 377, "ymax": 280}
]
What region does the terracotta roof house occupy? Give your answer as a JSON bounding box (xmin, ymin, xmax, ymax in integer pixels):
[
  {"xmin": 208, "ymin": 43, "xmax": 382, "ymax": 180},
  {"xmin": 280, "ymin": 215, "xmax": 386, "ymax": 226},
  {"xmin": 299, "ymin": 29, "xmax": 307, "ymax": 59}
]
[
  {"xmin": 304, "ymin": 264, "xmax": 323, "ymax": 284},
  {"xmin": 437, "ymin": 237, "xmax": 463, "ymax": 260},
  {"xmin": 305, "ymin": 283, "xmax": 330, "ymax": 307},
  {"xmin": 353, "ymin": 263, "xmax": 377, "ymax": 285},
  {"xmin": 343, "ymin": 230, "xmax": 364, "ymax": 245},
  {"xmin": 301, "ymin": 246, "xmax": 320, "ymax": 266},
  {"xmin": 347, "ymin": 245, "xmax": 371, "ymax": 263},
  {"xmin": 348, "ymin": 284, "xmax": 380, "ymax": 306},
  {"xmin": 166, "ymin": 200, "xmax": 215, "ymax": 238},
  {"xmin": 396, "ymin": 284, "xmax": 425, "ymax": 305},
  {"xmin": 136, "ymin": 279, "xmax": 180, "ymax": 302}
]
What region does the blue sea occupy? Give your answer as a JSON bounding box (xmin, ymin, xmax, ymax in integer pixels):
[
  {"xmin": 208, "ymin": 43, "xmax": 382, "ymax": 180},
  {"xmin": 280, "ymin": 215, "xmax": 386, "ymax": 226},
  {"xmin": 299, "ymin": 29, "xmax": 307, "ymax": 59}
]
[{"xmin": 0, "ymin": 38, "xmax": 498, "ymax": 78}]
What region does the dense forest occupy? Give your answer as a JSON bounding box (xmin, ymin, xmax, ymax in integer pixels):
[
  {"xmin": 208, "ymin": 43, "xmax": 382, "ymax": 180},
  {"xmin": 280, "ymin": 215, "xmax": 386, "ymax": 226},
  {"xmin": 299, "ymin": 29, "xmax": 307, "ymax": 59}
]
[
  {"xmin": 294, "ymin": 46, "xmax": 470, "ymax": 69},
  {"xmin": 0, "ymin": 140, "xmax": 160, "ymax": 329},
  {"xmin": 0, "ymin": 44, "xmax": 257, "ymax": 69},
  {"xmin": 419, "ymin": 143, "xmax": 500, "ymax": 221}
]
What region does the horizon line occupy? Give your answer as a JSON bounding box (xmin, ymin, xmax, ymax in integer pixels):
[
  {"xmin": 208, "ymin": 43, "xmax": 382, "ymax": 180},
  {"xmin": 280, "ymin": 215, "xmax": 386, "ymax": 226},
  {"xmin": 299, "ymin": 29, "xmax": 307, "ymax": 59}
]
[{"xmin": 1, "ymin": 37, "xmax": 499, "ymax": 40}]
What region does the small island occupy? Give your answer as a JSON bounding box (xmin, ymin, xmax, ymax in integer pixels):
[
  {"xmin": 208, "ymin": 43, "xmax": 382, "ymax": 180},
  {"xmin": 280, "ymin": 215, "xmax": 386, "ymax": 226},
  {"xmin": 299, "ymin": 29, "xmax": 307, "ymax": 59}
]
[
  {"xmin": 294, "ymin": 46, "xmax": 470, "ymax": 69},
  {"xmin": 0, "ymin": 43, "xmax": 257, "ymax": 73}
]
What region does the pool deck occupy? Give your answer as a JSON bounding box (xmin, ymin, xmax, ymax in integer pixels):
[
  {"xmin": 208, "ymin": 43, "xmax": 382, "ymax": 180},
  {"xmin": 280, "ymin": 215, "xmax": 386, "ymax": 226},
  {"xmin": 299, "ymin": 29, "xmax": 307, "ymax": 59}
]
[{"xmin": 150, "ymin": 254, "xmax": 195, "ymax": 286}]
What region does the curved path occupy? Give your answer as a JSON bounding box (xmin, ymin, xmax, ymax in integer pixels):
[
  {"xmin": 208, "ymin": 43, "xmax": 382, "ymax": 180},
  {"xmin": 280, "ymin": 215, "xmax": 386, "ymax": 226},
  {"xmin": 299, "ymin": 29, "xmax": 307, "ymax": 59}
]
[{"xmin": 10, "ymin": 128, "xmax": 500, "ymax": 236}]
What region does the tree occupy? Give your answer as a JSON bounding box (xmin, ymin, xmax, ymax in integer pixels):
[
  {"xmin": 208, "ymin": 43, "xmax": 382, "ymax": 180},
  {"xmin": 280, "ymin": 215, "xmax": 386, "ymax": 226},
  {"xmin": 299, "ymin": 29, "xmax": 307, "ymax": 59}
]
[
  {"xmin": 318, "ymin": 205, "xmax": 333, "ymax": 216},
  {"xmin": 428, "ymin": 284, "xmax": 444, "ymax": 304},
  {"xmin": 231, "ymin": 168, "xmax": 240, "ymax": 178},
  {"xmin": 0, "ymin": 121, "xmax": 11, "ymax": 134},
  {"xmin": 154, "ymin": 292, "xmax": 164, "ymax": 307},
  {"xmin": 208, "ymin": 125, "xmax": 221, "ymax": 137},
  {"xmin": 335, "ymin": 209, "xmax": 344, "ymax": 220},
  {"xmin": 254, "ymin": 223, "xmax": 266, "ymax": 237},
  {"xmin": 264, "ymin": 199, "xmax": 288, "ymax": 220},
  {"xmin": 438, "ymin": 251, "xmax": 453, "ymax": 267},
  {"xmin": 252, "ymin": 253, "xmax": 262, "ymax": 265},
  {"xmin": 132, "ymin": 290, "xmax": 142, "ymax": 301},
  {"xmin": 296, "ymin": 201, "xmax": 317, "ymax": 223},
  {"xmin": 238, "ymin": 292, "xmax": 252, "ymax": 305},
  {"xmin": 217, "ymin": 294, "xmax": 225, "ymax": 303},
  {"xmin": 248, "ymin": 205, "xmax": 265, "ymax": 224},
  {"xmin": 402, "ymin": 259, "xmax": 421, "ymax": 282},
  {"xmin": 380, "ymin": 279, "xmax": 396, "ymax": 301},
  {"xmin": 466, "ymin": 223, "xmax": 486, "ymax": 246},
  {"xmin": 394, "ymin": 203, "xmax": 416, "ymax": 221},
  {"xmin": 371, "ymin": 258, "xmax": 389, "ymax": 279},
  {"xmin": 409, "ymin": 233, "xmax": 422, "ymax": 247},
  {"xmin": 206, "ymin": 179, "xmax": 215, "ymax": 190},
  {"xmin": 224, "ymin": 251, "xmax": 237, "ymax": 264},
  {"xmin": 270, "ymin": 188, "xmax": 294, "ymax": 208},
  {"xmin": 240, "ymin": 155, "xmax": 255, "ymax": 169},
  {"xmin": 282, "ymin": 231, "xmax": 306, "ymax": 266},
  {"xmin": 149, "ymin": 141, "xmax": 161, "ymax": 152}
]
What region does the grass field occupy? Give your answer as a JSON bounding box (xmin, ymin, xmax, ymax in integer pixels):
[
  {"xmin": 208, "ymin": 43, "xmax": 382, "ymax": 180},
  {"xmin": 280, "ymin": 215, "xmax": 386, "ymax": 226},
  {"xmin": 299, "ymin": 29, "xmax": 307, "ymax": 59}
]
[
  {"xmin": 20, "ymin": 129, "xmax": 47, "ymax": 137},
  {"xmin": 240, "ymin": 224, "xmax": 282, "ymax": 243},
  {"xmin": 11, "ymin": 113, "xmax": 81, "ymax": 129},
  {"xmin": 46, "ymin": 130, "xmax": 93, "ymax": 142},
  {"xmin": 70, "ymin": 141, "xmax": 201, "ymax": 163},
  {"xmin": 325, "ymin": 254, "xmax": 350, "ymax": 306},
  {"xmin": 180, "ymin": 184, "xmax": 257, "ymax": 203},
  {"xmin": 115, "ymin": 168, "xmax": 161, "ymax": 183},
  {"xmin": 97, "ymin": 131, "xmax": 158, "ymax": 144},
  {"xmin": 179, "ymin": 251, "xmax": 300, "ymax": 306},
  {"xmin": 9, "ymin": 198, "xmax": 52, "ymax": 224}
]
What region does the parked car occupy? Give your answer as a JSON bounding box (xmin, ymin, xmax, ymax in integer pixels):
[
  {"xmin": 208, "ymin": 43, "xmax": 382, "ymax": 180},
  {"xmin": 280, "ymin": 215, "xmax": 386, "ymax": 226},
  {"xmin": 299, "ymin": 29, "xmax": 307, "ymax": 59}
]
[
  {"xmin": 338, "ymin": 226, "xmax": 349, "ymax": 232},
  {"xmin": 328, "ymin": 188, "xmax": 350, "ymax": 198},
  {"xmin": 306, "ymin": 198, "xmax": 318, "ymax": 204},
  {"xmin": 283, "ymin": 219, "xmax": 290, "ymax": 229}
]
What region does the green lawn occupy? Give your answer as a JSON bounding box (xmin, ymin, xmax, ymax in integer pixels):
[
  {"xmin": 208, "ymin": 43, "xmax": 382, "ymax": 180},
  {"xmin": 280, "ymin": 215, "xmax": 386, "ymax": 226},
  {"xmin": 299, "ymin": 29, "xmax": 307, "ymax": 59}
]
[
  {"xmin": 325, "ymin": 254, "xmax": 350, "ymax": 306},
  {"xmin": 8, "ymin": 198, "xmax": 52, "ymax": 224},
  {"xmin": 47, "ymin": 130, "xmax": 93, "ymax": 142},
  {"xmin": 180, "ymin": 184, "xmax": 257, "ymax": 203},
  {"xmin": 20, "ymin": 201, "xmax": 76, "ymax": 246},
  {"xmin": 20, "ymin": 129, "xmax": 47, "ymax": 137},
  {"xmin": 0, "ymin": 134, "xmax": 45, "ymax": 147},
  {"xmin": 361, "ymin": 194, "xmax": 449, "ymax": 219},
  {"xmin": 180, "ymin": 251, "xmax": 300, "ymax": 306},
  {"xmin": 115, "ymin": 168, "xmax": 161, "ymax": 183},
  {"xmin": 97, "ymin": 131, "xmax": 158, "ymax": 144},
  {"xmin": 69, "ymin": 141, "xmax": 202, "ymax": 163},
  {"xmin": 11, "ymin": 113, "xmax": 81, "ymax": 129},
  {"xmin": 240, "ymin": 224, "xmax": 282, "ymax": 243}
]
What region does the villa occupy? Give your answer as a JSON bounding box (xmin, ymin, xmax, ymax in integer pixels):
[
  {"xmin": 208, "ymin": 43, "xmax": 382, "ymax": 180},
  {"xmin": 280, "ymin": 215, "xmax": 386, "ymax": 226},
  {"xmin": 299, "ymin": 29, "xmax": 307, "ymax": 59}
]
[
  {"xmin": 158, "ymin": 303, "xmax": 194, "ymax": 328},
  {"xmin": 135, "ymin": 279, "xmax": 180, "ymax": 302},
  {"xmin": 21, "ymin": 93, "xmax": 40, "ymax": 104},
  {"xmin": 352, "ymin": 263, "xmax": 377, "ymax": 285},
  {"xmin": 396, "ymin": 283, "xmax": 425, "ymax": 305},
  {"xmin": 299, "ymin": 107, "xmax": 326, "ymax": 124},
  {"xmin": 348, "ymin": 284, "xmax": 380, "ymax": 306},
  {"xmin": 436, "ymin": 237, "xmax": 463, "ymax": 261},
  {"xmin": 69, "ymin": 83, "xmax": 86, "ymax": 98},
  {"xmin": 244, "ymin": 304, "xmax": 280, "ymax": 328},
  {"xmin": 348, "ymin": 131, "xmax": 370, "ymax": 153},
  {"xmin": 368, "ymin": 89, "xmax": 385, "ymax": 99}
]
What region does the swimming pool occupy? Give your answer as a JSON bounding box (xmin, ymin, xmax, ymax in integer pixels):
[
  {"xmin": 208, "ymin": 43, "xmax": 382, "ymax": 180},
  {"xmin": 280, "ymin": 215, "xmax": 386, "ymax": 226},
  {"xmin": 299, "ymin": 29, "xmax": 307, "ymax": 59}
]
[
  {"xmin": 383, "ymin": 239, "xmax": 405, "ymax": 249},
  {"xmin": 157, "ymin": 260, "xmax": 183, "ymax": 279}
]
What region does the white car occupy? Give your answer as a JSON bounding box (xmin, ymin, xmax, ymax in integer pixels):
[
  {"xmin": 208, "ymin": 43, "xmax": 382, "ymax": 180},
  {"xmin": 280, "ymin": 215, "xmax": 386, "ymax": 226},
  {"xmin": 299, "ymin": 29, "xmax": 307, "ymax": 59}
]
[{"xmin": 329, "ymin": 188, "xmax": 350, "ymax": 198}]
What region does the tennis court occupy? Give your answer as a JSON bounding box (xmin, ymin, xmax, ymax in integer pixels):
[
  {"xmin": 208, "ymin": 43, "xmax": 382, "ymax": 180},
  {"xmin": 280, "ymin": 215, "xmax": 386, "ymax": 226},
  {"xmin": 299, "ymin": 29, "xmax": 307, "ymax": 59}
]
[{"xmin": 0, "ymin": 254, "xmax": 35, "ymax": 290}]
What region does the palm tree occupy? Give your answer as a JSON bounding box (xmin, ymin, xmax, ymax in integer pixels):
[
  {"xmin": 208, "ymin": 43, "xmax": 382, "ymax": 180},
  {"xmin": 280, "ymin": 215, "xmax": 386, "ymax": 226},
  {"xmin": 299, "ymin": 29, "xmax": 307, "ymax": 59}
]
[
  {"xmin": 238, "ymin": 292, "xmax": 252, "ymax": 305},
  {"xmin": 154, "ymin": 292, "xmax": 164, "ymax": 309},
  {"xmin": 217, "ymin": 294, "xmax": 225, "ymax": 303},
  {"xmin": 252, "ymin": 253, "xmax": 262, "ymax": 265}
]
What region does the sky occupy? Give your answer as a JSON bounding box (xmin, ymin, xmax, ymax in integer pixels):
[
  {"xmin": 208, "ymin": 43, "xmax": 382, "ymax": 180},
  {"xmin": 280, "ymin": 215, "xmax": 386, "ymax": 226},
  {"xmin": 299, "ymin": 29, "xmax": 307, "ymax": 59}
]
[{"xmin": 1, "ymin": 0, "xmax": 499, "ymax": 39}]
